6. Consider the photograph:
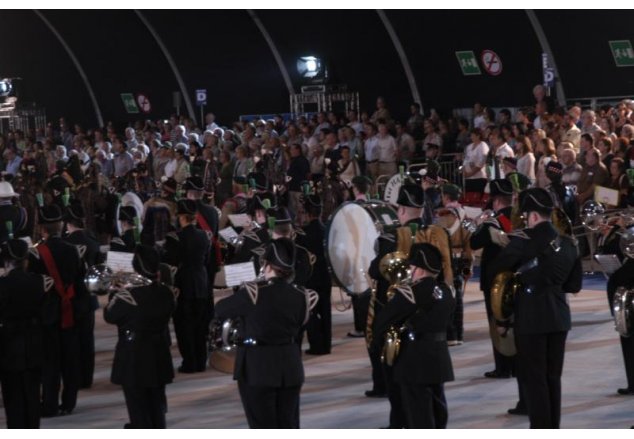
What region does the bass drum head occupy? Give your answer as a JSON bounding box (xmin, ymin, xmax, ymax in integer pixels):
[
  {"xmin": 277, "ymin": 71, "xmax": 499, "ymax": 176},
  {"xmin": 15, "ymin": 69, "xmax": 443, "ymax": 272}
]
[{"xmin": 326, "ymin": 201, "xmax": 399, "ymax": 295}]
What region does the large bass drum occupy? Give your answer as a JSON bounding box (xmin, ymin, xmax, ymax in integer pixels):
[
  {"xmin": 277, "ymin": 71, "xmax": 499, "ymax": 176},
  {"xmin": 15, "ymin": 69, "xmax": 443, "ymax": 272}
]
[{"xmin": 325, "ymin": 201, "xmax": 400, "ymax": 295}]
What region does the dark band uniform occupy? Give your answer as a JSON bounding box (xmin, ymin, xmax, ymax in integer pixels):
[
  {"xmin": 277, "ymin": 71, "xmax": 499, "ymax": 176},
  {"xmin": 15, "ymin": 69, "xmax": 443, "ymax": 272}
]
[
  {"xmin": 489, "ymin": 188, "xmax": 582, "ymax": 429},
  {"xmin": 104, "ymin": 246, "xmax": 176, "ymax": 428},
  {"xmin": 469, "ymin": 179, "xmax": 516, "ymax": 377},
  {"xmin": 297, "ymin": 194, "xmax": 332, "ymax": 355},
  {"xmin": 110, "ymin": 206, "xmax": 138, "ymax": 253},
  {"xmin": 215, "ymin": 238, "xmax": 309, "ymax": 429},
  {"xmin": 230, "ymin": 192, "xmax": 274, "ymax": 265},
  {"xmin": 164, "ymin": 199, "xmax": 211, "ymax": 373},
  {"xmin": 372, "ymin": 243, "xmax": 454, "ymax": 429},
  {"xmin": 368, "ymin": 183, "xmax": 452, "ymax": 428},
  {"xmin": 0, "ymin": 240, "xmax": 53, "ymax": 428},
  {"xmin": 606, "ymin": 256, "xmax": 634, "ymax": 394},
  {"xmin": 28, "ymin": 205, "xmax": 84, "ymax": 417},
  {"xmin": 63, "ymin": 201, "xmax": 102, "ymax": 389}
]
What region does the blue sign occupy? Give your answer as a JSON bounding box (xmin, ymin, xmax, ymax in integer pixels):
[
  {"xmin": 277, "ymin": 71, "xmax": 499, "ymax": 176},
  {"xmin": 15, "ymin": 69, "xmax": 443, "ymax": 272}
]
[
  {"xmin": 196, "ymin": 89, "xmax": 207, "ymax": 106},
  {"xmin": 543, "ymin": 67, "xmax": 555, "ymax": 88}
]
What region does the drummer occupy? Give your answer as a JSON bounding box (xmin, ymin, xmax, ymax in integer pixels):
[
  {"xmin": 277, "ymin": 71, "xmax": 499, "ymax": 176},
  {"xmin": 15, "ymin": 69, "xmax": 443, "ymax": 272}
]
[{"xmin": 347, "ymin": 175, "xmax": 373, "ymax": 338}]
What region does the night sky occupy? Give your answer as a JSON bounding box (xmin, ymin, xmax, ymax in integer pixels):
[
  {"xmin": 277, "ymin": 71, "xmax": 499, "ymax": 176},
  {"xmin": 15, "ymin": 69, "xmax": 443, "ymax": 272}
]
[{"xmin": 1, "ymin": 10, "xmax": 634, "ymax": 129}]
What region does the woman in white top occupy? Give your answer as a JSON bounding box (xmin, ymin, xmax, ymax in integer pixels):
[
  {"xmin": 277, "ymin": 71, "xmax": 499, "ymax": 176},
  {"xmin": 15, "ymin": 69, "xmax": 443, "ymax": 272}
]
[
  {"xmin": 535, "ymin": 137, "xmax": 557, "ymax": 188},
  {"xmin": 515, "ymin": 135, "xmax": 536, "ymax": 185}
]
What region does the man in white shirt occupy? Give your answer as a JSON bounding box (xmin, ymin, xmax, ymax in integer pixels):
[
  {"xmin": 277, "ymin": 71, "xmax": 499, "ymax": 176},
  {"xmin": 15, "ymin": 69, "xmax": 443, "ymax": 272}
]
[
  {"xmin": 205, "ymin": 113, "xmax": 219, "ymax": 132},
  {"xmin": 125, "ymin": 127, "xmax": 139, "ymax": 151},
  {"xmin": 560, "ymin": 113, "xmax": 581, "ymax": 151},
  {"xmin": 301, "ymin": 124, "xmax": 318, "ymax": 158},
  {"xmin": 347, "ymin": 110, "xmax": 364, "ymax": 135},
  {"xmin": 462, "ymin": 128, "xmax": 489, "ymax": 192},
  {"xmin": 488, "ymin": 129, "xmax": 514, "ymax": 179},
  {"xmin": 376, "ymin": 122, "xmax": 398, "ymax": 177},
  {"xmin": 363, "ymin": 123, "xmax": 380, "ymax": 180}
]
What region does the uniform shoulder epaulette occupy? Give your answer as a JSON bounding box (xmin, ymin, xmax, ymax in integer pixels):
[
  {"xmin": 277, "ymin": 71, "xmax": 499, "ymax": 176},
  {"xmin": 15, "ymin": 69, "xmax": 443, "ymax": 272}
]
[
  {"xmin": 110, "ymin": 237, "xmax": 125, "ymax": 247},
  {"xmin": 242, "ymin": 280, "xmax": 259, "ymax": 304},
  {"xmin": 107, "ymin": 289, "xmax": 138, "ymax": 310},
  {"xmin": 165, "ymin": 231, "xmax": 179, "ymax": 242},
  {"xmin": 242, "ymin": 230, "xmax": 262, "ymax": 244},
  {"xmin": 394, "ymin": 284, "xmax": 415, "ymax": 304},
  {"xmin": 251, "ymin": 245, "xmax": 266, "ymax": 258},
  {"xmin": 508, "ymin": 229, "xmax": 530, "ymax": 239},
  {"xmin": 42, "ymin": 275, "xmax": 54, "ymax": 293},
  {"xmin": 76, "ymin": 244, "xmax": 87, "ymax": 260}
]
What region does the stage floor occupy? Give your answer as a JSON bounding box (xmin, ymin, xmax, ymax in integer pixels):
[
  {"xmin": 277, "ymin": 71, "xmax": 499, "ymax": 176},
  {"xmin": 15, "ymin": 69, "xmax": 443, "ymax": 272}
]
[{"xmin": 4, "ymin": 274, "xmax": 634, "ymax": 429}]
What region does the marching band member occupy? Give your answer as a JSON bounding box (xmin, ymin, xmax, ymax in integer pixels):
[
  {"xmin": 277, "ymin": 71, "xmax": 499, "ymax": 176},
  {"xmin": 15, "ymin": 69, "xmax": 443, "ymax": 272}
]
[
  {"xmin": 219, "ymin": 176, "xmax": 249, "ymax": 230},
  {"xmin": 0, "ymin": 239, "xmax": 53, "ymax": 428},
  {"xmin": 164, "ymin": 199, "xmax": 211, "ymax": 374},
  {"xmin": 110, "ymin": 206, "xmax": 138, "ymax": 253},
  {"xmin": 297, "ymin": 194, "xmax": 332, "ymax": 355},
  {"xmin": 29, "ymin": 204, "xmax": 85, "ymax": 417},
  {"xmin": 606, "ymin": 238, "xmax": 634, "ymax": 396},
  {"xmin": 368, "ymin": 183, "xmax": 452, "ymax": 428},
  {"xmin": 469, "ymin": 179, "xmax": 516, "ymax": 378},
  {"xmin": 347, "ymin": 175, "xmax": 372, "ymax": 338},
  {"xmin": 436, "ymin": 183, "xmax": 473, "ymax": 346},
  {"xmin": 230, "ymin": 192, "xmax": 274, "ymax": 264},
  {"xmin": 488, "ymin": 188, "xmax": 582, "ymax": 429},
  {"xmin": 104, "ymin": 245, "xmax": 177, "ymax": 428},
  {"xmin": 63, "ymin": 200, "xmax": 101, "ymax": 389},
  {"xmin": 215, "ymin": 238, "xmax": 310, "ymax": 428},
  {"xmin": 371, "ymin": 243, "xmax": 455, "ymax": 429}
]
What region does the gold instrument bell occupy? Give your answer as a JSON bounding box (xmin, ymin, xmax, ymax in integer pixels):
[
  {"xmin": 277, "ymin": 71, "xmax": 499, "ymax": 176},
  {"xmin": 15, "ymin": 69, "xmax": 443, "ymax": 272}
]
[
  {"xmin": 379, "ymin": 251, "xmax": 412, "ymax": 366},
  {"xmin": 379, "ymin": 251, "xmax": 412, "ymax": 300},
  {"xmin": 490, "ymin": 271, "xmax": 522, "ymax": 322}
]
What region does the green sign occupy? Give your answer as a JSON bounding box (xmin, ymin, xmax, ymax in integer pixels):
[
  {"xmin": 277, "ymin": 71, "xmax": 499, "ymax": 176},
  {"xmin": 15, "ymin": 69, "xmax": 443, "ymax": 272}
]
[
  {"xmin": 120, "ymin": 93, "xmax": 139, "ymax": 114},
  {"xmin": 456, "ymin": 50, "xmax": 481, "ymax": 75},
  {"xmin": 609, "ymin": 40, "xmax": 634, "ymax": 67}
]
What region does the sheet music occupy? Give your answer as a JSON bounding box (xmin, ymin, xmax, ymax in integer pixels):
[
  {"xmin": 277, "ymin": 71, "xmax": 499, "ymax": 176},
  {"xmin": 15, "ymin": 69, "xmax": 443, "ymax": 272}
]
[
  {"xmin": 107, "ymin": 251, "xmax": 135, "ymax": 273},
  {"xmin": 219, "ymin": 227, "xmax": 239, "ymax": 243},
  {"xmin": 594, "ymin": 185, "xmax": 619, "ymax": 207},
  {"xmin": 228, "ymin": 214, "xmax": 251, "ymax": 228},
  {"xmin": 594, "ymin": 254, "xmax": 622, "ymax": 275},
  {"xmin": 224, "ymin": 262, "xmax": 257, "ymax": 287}
]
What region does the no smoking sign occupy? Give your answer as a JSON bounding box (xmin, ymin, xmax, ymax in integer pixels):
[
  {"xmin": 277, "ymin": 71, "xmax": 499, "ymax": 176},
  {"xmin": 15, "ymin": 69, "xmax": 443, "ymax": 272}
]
[{"xmin": 481, "ymin": 50, "xmax": 503, "ymax": 76}]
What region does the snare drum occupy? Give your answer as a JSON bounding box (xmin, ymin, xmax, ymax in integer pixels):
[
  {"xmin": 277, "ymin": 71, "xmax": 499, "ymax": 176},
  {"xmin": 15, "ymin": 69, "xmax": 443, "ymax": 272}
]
[{"xmin": 325, "ymin": 201, "xmax": 400, "ymax": 295}]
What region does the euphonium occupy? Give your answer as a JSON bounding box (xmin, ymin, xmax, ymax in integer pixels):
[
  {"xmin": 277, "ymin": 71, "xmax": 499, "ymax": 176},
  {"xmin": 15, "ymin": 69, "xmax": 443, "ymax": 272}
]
[
  {"xmin": 378, "ymin": 251, "xmax": 412, "ymax": 365},
  {"xmin": 379, "ymin": 251, "xmax": 412, "ymax": 300}
]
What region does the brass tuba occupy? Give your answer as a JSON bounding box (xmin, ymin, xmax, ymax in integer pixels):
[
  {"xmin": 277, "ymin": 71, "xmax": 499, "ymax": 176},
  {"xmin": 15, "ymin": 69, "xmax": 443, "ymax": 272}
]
[{"xmin": 378, "ymin": 251, "xmax": 412, "ymax": 366}]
